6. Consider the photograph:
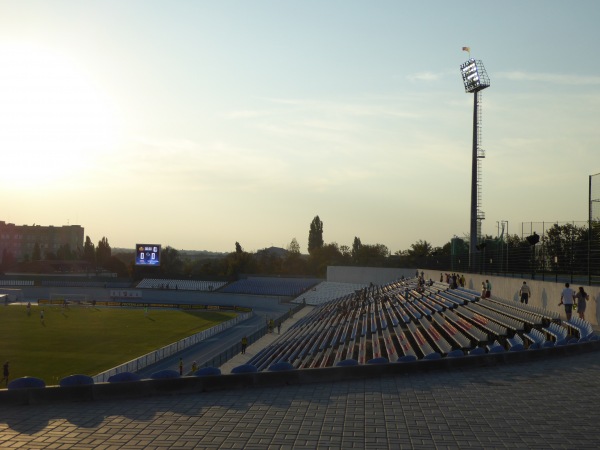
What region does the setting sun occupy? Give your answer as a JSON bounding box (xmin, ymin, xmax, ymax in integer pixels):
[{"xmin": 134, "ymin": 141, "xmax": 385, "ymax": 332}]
[{"xmin": 0, "ymin": 42, "xmax": 119, "ymax": 189}]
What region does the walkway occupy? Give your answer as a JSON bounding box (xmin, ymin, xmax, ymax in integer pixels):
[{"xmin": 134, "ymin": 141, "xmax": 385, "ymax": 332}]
[
  {"xmin": 219, "ymin": 305, "xmax": 314, "ymax": 373},
  {"xmin": 2, "ymin": 349, "xmax": 599, "ymax": 448}
]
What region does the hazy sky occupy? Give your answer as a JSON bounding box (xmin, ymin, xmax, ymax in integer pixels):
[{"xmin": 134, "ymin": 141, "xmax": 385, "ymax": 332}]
[{"xmin": 1, "ymin": 1, "xmax": 598, "ymax": 253}]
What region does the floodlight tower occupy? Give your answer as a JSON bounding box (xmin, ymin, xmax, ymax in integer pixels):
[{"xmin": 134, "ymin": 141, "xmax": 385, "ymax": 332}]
[{"xmin": 460, "ymin": 56, "xmax": 490, "ymax": 271}]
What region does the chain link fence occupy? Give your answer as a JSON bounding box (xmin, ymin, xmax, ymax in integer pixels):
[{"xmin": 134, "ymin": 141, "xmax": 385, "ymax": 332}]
[{"xmin": 414, "ymin": 218, "xmax": 599, "ymax": 285}]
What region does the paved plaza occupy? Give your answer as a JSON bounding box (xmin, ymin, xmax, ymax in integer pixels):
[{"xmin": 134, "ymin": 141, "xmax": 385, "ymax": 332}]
[{"xmin": 2, "ymin": 348, "xmax": 600, "ymax": 449}]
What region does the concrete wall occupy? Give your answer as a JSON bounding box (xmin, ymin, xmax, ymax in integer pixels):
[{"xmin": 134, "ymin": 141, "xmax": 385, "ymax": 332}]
[
  {"xmin": 327, "ymin": 266, "xmax": 417, "ymax": 285},
  {"xmin": 3, "ymin": 340, "xmax": 600, "ymax": 406}
]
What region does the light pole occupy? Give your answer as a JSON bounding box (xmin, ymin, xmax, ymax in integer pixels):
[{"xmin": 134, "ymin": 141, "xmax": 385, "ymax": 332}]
[{"xmin": 460, "ymin": 55, "xmax": 491, "ymax": 273}]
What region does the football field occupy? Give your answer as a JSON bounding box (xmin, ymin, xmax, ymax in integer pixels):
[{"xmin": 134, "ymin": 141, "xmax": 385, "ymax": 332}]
[{"xmin": 1, "ymin": 304, "xmax": 236, "ymax": 385}]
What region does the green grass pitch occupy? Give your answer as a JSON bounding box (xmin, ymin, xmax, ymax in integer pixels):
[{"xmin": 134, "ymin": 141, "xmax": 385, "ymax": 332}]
[{"xmin": 0, "ymin": 304, "xmax": 236, "ymax": 385}]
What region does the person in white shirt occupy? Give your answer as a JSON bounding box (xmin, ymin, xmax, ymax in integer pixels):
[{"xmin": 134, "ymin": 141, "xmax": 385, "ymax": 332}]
[
  {"xmin": 519, "ymin": 281, "xmax": 531, "ymax": 304},
  {"xmin": 559, "ymin": 282, "xmax": 575, "ymax": 320}
]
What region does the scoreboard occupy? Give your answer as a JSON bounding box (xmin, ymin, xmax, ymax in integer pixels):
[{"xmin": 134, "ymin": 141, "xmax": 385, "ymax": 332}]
[{"xmin": 135, "ymin": 244, "xmax": 161, "ymax": 266}]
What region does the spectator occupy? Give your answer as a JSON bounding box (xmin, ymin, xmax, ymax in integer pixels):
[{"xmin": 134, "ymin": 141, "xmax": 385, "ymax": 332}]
[
  {"xmin": 485, "ymin": 280, "xmax": 492, "ymax": 298},
  {"xmin": 559, "ymin": 283, "xmax": 575, "ymax": 321},
  {"xmin": 574, "ymin": 287, "xmax": 589, "ymax": 321},
  {"xmin": 481, "ymin": 282, "xmax": 487, "ymax": 298},
  {"xmin": 179, "ymin": 358, "xmax": 183, "ymax": 375},
  {"xmin": 241, "ymin": 336, "xmax": 248, "ymax": 354},
  {"xmin": 519, "ymin": 282, "xmax": 531, "ymax": 304}
]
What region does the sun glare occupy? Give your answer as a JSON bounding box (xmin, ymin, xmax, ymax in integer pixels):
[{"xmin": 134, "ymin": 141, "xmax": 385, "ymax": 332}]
[{"xmin": 0, "ymin": 43, "xmax": 119, "ymax": 189}]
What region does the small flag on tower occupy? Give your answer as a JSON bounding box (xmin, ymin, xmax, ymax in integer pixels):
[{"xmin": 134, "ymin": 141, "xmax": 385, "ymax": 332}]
[{"xmin": 462, "ymin": 46, "xmax": 470, "ymax": 52}]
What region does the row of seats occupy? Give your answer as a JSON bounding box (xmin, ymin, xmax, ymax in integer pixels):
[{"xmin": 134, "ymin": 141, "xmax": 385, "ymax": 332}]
[
  {"xmin": 291, "ymin": 281, "xmax": 369, "ymax": 305},
  {"xmin": 136, "ymin": 278, "xmax": 227, "ymax": 291},
  {"xmin": 41, "ymin": 280, "xmax": 132, "ymax": 288},
  {"xmin": 242, "ymin": 278, "xmax": 597, "ymax": 370},
  {"xmin": 0, "ymin": 279, "xmax": 34, "ymax": 286}
]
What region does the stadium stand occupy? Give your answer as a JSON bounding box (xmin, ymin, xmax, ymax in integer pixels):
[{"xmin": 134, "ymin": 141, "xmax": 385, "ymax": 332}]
[
  {"xmin": 291, "ymin": 281, "xmax": 369, "ymax": 305},
  {"xmin": 0, "ymin": 279, "xmax": 34, "ymax": 286},
  {"xmin": 220, "ymin": 277, "xmax": 321, "ymax": 296},
  {"xmin": 236, "ymin": 278, "xmax": 596, "ymax": 370},
  {"xmin": 136, "ymin": 278, "xmax": 228, "ymax": 291}
]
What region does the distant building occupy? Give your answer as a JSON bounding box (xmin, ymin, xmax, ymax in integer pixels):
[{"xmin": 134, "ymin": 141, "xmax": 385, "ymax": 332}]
[{"xmin": 0, "ymin": 221, "xmax": 84, "ymax": 263}]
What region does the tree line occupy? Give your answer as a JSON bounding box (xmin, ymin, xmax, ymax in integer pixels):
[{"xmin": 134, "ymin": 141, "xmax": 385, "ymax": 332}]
[{"xmin": 2, "ymin": 216, "xmax": 593, "ymax": 280}]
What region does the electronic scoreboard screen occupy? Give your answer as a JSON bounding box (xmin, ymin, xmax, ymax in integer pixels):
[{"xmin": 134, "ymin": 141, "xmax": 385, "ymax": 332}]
[{"xmin": 135, "ymin": 244, "xmax": 161, "ymax": 266}]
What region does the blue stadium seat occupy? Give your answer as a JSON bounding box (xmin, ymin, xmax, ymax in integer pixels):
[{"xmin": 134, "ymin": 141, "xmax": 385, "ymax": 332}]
[
  {"xmin": 150, "ymin": 370, "xmax": 180, "ymax": 379},
  {"xmin": 397, "ymin": 355, "xmax": 417, "ymax": 363},
  {"xmin": 336, "ymin": 359, "xmax": 359, "ymax": 367},
  {"xmin": 367, "ymin": 357, "xmax": 389, "ymax": 365},
  {"xmin": 423, "ymin": 352, "xmax": 442, "ymax": 360},
  {"xmin": 231, "ymin": 364, "xmax": 258, "ymax": 374},
  {"xmin": 468, "ymin": 347, "xmax": 485, "ymax": 356},
  {"xmin": 59, "ymin": 374, "xmax": 94, "ymax": 387},
  {"xmin": 446, "ymin": 349, "xmax": 464, "ymax": 358},
  {"xmin": 195, "ymin": 367, "xmax": 222, "ymax": 377},
  {"xmin": 8, "ymin": 377, "xmax": 46, "ymax": 390},
  {"xmin": 268, "ymin": 362, "xmax": 295, "ymax": 372}
]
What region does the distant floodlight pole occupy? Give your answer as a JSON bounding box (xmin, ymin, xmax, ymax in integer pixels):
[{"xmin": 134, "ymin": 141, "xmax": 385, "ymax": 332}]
[{"xmin": 460, "ymin": 55, "xmax": 490, "ymax": 272}]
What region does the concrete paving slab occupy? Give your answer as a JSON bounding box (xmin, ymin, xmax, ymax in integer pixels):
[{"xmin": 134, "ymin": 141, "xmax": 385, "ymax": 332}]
[{"xmin": 2, "ymin": 349, "xmax": 600, "ymax": 449}]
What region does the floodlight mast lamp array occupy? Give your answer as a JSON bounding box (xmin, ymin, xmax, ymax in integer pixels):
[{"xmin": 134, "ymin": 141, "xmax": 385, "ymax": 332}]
[{"xmin": 460, "ymin": 58, "xmax": 490, "ymax": 271}]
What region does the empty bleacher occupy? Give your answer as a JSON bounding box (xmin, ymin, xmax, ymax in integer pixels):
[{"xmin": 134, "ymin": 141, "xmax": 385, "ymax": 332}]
[
  {"xmin": 136, "ymin": 278, "xmax": 227, "ymax": 291},
  {"xmin": 220, "ymin": 277, "xmax": 321, "ymax": 296},
  {"xmin": 239, "ymin": 278, "xmax": 596, "ymax": 371},
  {"xmin": 291, "ymin": 281, "xmax": 368, "ymax": 305}
]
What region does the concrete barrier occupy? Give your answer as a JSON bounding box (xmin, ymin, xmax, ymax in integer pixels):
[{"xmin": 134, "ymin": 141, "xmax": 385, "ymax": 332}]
[{"xmin": 4, "ymin": 340, "xmax": 599, "ymax": 406}]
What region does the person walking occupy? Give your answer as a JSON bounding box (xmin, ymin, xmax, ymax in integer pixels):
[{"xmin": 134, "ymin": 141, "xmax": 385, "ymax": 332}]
[
  {"xmin": 559, "ymin": 283, "xmax": 575, "ymax": 321},
  {"xmin": 574, "ymin": 287, "xmax": 589, "ymax": 321},
  {"xmin": 241, "ymin": 336, "xmax": 248, "ymax": 354},
  {"xmin": 519, "ymin": 282, "xmax": 531, "ymax": 304}
]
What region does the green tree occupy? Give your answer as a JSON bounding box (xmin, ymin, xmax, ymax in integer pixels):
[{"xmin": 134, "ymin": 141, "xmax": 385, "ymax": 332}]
[
  {"xmin": 287, "ymin": 238, "xmax": 301, "ymax": 255},
  {"xmin": 235, "ymin": 241, "xmax": 243, "ymax": 254},
  {"xmin": 104, "ymin": 255, "xmax": 129, "ymax": 277},
  {"xmin": 284, "ymin": 238, "xmax": 306, "ymax": 275},
  {"xmin": 544, "ymin": 223, "xmax": 588, "ymax": 274},
  {"xmin": 83, "ymin": 236, "xmax": 95, "ymax": 264},
  {"xmin": 308, "ymin": 242, "xmax": 343, "ymax": 276},
  {"xmin": 354, "ymin": 243, "xmax": 389, "ymax": 266},
  {"xmin": 308, "ymin": 215, "xmax": 324, "ymax": 254},
  {"xmin": 96, "ymin": 237, "xmax": 111, "ymax": 268},
  {"xmin": 352, "ymin": 237, "xmax": 362, "ymax": 262},
  {"xmin": 408, "ymin": 240, "xmax": 433, "ymax": 257},
  {"xmin": 56, "ymin": 243, "xmax": 74, "ymax": 260},
  {"xmin": 160, "ymin": 246, "xmax": 184, "ymax": 277}
]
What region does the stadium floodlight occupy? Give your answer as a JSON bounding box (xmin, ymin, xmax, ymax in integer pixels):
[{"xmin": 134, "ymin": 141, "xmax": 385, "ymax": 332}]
[
  {"xmin": 460, "ymin": 59, "xmax": 490, "ymax": 93},
  {"xmin": 460, "ymin": 53, "xmax": 491, "ymax": 271}
]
